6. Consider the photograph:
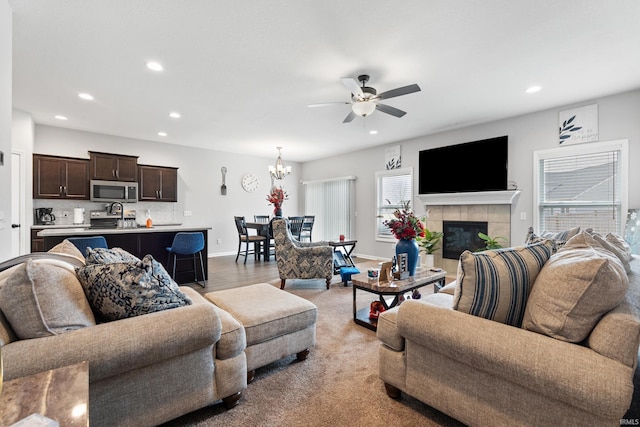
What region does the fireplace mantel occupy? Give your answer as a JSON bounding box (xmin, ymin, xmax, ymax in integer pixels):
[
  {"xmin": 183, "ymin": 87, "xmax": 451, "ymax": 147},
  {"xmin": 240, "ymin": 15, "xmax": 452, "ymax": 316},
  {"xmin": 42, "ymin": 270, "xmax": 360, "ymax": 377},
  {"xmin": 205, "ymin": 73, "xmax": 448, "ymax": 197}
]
[{"xmin": 417, "ymin": 190, "xmax": 521, "ymax": 206}]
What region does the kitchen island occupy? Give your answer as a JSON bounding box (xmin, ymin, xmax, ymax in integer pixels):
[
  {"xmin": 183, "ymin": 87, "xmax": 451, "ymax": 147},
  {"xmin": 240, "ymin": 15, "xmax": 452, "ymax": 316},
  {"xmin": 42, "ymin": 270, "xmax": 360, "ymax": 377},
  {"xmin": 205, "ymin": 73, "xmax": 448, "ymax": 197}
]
[{"xmin": 38, "ymin": 225, "xmax": 211, "ymax": 284}]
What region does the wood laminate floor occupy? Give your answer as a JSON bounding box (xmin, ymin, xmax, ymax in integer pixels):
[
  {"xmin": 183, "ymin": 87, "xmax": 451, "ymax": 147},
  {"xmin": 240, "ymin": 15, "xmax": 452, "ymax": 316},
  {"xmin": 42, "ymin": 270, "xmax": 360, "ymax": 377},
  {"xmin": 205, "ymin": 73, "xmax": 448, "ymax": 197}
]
[{"xmin": 185, "ymin": 254, "xmax": 282, "ymax": 295}]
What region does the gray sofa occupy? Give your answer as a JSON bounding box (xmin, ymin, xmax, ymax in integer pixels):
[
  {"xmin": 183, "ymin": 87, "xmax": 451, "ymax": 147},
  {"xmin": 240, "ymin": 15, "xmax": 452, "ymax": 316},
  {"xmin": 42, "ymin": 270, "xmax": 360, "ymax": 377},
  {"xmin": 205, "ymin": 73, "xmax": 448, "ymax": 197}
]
[
  {"xmin": 377, "ymin": 233, "xmax": 640, "ymax": 426},
  {"xmin": 0, "ymin": 252, "xmax": 247, "ymax": 427}
]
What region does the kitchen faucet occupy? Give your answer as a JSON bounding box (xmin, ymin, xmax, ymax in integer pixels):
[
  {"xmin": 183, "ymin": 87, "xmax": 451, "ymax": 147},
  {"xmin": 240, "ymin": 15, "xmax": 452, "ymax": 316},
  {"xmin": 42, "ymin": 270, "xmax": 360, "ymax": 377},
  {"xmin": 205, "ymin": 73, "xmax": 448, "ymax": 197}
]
[{"xmin": 109, "ymin": 202, "xmax": 124, "ymax": 226}]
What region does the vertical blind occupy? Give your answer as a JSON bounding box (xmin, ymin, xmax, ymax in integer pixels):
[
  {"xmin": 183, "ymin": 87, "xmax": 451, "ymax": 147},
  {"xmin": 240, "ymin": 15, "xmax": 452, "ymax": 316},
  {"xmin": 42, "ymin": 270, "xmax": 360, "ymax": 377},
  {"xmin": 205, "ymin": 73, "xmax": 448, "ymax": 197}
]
[
  {"xmin": 376, "ymin": 168, "xmax": 413, "ymax": 240},
  {"xmin": 537, "ymin": 142, "xmax": 625, "ymax": 235},
  {"xmin": 304, "ymin": 177, "xmax": 355, "ymax": 241}
]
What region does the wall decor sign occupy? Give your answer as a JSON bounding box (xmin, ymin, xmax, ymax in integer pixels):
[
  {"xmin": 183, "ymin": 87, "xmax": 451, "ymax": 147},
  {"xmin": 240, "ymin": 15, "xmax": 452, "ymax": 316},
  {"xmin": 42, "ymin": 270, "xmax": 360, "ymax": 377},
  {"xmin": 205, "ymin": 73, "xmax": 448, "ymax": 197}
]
[
  {"xmin": 385, "ymin": 145, "xmax": 401, "ymax": 169},
  {"xmin": 558, "ymin": 104, "xmax": 598, "ymax": 145}
]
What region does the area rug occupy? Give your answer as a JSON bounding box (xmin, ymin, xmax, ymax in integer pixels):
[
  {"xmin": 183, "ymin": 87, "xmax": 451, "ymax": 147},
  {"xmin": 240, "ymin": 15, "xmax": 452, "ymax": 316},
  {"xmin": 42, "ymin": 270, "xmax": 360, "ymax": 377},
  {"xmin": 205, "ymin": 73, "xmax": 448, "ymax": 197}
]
[{"xmin": 161, "ymin": 275, "xmax": 463, "ymax": 427}]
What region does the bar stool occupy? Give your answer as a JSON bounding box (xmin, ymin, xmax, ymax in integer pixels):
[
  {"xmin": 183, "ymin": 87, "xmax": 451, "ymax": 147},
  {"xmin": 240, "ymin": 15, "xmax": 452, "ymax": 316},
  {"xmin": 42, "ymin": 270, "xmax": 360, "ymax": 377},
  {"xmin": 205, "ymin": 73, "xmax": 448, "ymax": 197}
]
[
  {"xmin": 166, "ymin": 232, "xmax": 206, "ymax": 287},
  {"xmin": 67, "ymin": 236, "xmax": 108, "ymax": 257}
]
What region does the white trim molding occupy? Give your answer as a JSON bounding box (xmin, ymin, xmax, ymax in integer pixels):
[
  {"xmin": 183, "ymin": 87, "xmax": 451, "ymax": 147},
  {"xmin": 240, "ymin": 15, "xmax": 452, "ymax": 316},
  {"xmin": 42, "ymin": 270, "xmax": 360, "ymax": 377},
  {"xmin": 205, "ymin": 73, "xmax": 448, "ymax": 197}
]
[{"xmin": 417, "ymin": 190, "xmax": 521, "ymax": 206}]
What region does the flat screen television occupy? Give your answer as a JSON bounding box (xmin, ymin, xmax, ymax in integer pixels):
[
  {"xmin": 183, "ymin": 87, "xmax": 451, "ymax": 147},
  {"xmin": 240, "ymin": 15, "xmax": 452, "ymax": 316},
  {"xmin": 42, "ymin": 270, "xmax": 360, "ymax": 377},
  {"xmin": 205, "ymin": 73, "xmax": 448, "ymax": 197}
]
[{"xmin": 418, "ymin": 135, "xmax": 508, "ymax": 194}]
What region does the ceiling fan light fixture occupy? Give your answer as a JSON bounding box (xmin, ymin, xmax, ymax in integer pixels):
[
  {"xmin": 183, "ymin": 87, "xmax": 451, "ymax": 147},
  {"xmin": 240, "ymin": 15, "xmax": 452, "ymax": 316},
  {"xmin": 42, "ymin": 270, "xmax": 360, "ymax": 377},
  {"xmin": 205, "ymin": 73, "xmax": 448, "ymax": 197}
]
[
  {"xmin": 352, "ymin": 101, "xmax": 376, "ymax": 117},
  {"xmin": 269, "ymin": 147, "xmax": 291, "ymax": 180}
]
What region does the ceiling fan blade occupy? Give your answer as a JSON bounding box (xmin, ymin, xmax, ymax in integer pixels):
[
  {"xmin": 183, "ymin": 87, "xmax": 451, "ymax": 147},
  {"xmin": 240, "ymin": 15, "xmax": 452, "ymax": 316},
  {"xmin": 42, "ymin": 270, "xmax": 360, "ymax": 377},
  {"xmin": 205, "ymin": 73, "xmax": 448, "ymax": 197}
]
[
  {"xmin": 376, "ymin": 84, "xmax": 421, "ymax": 100},
  {"xmin": 375, "ymin": 103, "xmax": 407, "ymax": 118},
  {"xmin": 342, "ymin": 111, "xmax": 356, "ymax": 123},
  {"xmin": 308, "ymin": 101, "xmax": 351, "ymax": 108},
  {"xmin": 341, "ymin": 77, "xmax": 364, "ymax": 98}
]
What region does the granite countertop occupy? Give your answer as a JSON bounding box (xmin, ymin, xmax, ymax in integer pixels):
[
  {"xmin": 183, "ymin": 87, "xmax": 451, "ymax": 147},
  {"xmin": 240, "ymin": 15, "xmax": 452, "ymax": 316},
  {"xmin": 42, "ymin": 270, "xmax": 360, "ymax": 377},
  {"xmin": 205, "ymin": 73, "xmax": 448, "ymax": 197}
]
[{"xmin": 37, "ymin": 224, "xmax": 209, "ymax": 237}]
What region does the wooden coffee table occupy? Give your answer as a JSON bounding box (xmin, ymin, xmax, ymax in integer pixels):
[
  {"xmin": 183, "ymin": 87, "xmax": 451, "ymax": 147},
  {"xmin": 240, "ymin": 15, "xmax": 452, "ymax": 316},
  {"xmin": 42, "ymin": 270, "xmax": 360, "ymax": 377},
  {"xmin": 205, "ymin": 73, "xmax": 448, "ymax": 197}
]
[{"xmin": 352, "ymin": 268, "xmax": 447, "ymax": 331}]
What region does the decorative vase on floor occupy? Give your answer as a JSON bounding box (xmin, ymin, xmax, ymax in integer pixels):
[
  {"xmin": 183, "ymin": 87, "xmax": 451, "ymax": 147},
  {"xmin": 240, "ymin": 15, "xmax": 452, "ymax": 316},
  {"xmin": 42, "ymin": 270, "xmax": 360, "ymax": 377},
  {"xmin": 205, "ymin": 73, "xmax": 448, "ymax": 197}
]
[
  {"xmin": 274, "ymin": 207, "xmax": 283, "ymax": 217},
  {"xmin": 395, "ymin": 238, "xmax": 419, "ymax": 276}
]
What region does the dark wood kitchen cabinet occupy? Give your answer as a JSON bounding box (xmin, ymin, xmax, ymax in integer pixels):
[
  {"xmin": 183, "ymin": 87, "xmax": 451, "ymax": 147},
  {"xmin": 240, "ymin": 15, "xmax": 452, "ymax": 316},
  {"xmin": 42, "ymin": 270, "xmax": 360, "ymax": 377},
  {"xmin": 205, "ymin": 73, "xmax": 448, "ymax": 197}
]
[
  {"xmin": 89, "ymin": 151, "xmax": 138, "ymax": 182},
  {"xmin": 138, "ymin": 165, "xmax": 178, "ymax": 202},
  {"xmin": 33, "ymin": 154, "xmax": 90, "ymax": 199}
]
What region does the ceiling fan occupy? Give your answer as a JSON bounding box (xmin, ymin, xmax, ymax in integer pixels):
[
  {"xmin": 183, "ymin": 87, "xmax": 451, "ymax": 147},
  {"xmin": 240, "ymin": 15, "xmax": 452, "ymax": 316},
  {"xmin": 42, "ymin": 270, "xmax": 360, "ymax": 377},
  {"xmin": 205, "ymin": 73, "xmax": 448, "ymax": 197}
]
[{"xmin": 309, "ymin": 74, "xmax": 421, "ymax": 123}]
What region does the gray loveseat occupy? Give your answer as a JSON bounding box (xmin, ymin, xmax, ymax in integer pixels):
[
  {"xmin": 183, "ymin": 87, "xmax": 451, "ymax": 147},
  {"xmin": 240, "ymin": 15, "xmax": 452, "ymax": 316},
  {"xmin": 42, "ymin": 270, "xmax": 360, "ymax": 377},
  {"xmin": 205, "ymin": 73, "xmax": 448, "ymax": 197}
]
[
  {"xmin": 377, "ymin": 231, "xmax": 640, "ymax": 426},
  {"xmin": 0, "ymin": 250, "xmax": 247, "ymax": 427}
]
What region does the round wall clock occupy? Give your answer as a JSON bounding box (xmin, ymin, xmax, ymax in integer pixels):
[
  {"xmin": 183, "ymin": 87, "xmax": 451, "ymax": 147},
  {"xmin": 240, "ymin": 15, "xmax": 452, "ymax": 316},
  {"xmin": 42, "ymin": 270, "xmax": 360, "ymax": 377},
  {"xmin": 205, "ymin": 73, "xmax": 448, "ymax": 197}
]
[{"xmin": 241, "ymin": 173, "xmax": 259, "ymax": 192}]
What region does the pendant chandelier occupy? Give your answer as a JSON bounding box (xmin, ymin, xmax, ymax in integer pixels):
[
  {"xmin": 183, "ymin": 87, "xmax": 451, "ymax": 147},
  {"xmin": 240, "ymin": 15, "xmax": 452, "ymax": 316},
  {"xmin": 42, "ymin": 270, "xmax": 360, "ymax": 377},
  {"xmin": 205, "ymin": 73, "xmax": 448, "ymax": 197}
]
[{"xmin": 269, "ymin": 146, "xmax": 291, "ymax": 180}]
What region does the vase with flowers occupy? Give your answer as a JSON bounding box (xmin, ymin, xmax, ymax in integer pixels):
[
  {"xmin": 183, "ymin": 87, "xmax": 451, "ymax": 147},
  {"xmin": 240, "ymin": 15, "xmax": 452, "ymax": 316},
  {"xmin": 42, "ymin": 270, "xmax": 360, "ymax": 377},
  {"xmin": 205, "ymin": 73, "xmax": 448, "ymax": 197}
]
[
  {"xmin": 267, "ymin": 186, "xmax": 289, "ymax": 217},
  {"xmin": 383, "ymin": 202, "xmax": 425, "ymax": 276}
]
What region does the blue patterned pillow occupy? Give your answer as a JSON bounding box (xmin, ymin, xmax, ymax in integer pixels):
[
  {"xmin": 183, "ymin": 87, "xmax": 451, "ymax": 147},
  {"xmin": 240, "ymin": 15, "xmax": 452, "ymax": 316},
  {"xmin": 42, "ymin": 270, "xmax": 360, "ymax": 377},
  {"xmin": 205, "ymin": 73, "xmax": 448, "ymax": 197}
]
[
  {"xmin": 85, "ymin": 247, "xmax": 141, "ymax": 265},
  {"xmin": 75, "ymin": 254, "xmax": 192, "ymax": 321},
  {"xmin": 453, "ymin": 240, "xmax": 554, "ymax": 326}
]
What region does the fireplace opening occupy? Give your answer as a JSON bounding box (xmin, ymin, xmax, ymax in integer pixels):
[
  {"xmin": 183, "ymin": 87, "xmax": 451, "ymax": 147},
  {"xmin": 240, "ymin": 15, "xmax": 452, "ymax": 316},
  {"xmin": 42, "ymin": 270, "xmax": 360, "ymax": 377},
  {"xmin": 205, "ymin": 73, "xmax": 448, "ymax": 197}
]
[{"xmin": 442, "ymin": 221, "xmax": 488, "ymax": 260}]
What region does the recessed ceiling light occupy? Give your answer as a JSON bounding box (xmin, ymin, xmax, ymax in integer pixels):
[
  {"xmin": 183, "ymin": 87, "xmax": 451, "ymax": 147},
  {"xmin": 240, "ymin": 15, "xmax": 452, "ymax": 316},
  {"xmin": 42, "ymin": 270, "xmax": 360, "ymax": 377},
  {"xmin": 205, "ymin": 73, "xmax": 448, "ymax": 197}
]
[
  {"xmin": 369, "ymin": 130, "xmax": 378, "ymax": 135},
  {"xmin": 54, "ymin": 115, "xmax": 68, "ymax": 120},
  {"xmin": 146, "ymin": 61, "xmax": 164, "ymax": 72},
  {"xmin": 169, "ymin": 112, "xmax": 181, "ymax": 118},
  {"xmin": 158, "ymin": 132, "xmax": 168, "ymax": 137},
  {"xmin": 526, "ymin": 85, "xmax": 541, "ymax": 94},
  {"xmin": 78, "ymin": 92, "xmax": 94, "ymax": 100}
]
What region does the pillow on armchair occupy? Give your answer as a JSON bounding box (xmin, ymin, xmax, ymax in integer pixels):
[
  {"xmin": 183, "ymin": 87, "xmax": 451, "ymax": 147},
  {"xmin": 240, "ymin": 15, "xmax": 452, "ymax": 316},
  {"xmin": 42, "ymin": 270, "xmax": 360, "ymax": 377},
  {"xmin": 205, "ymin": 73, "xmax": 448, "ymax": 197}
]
[
  {"xmin": 453, "ymin": 240, "xmax": 554, "ymax": 327},
  {"xmin": 525, "ymin": 226, "xmax": 580, "ymax": 253},
  {"xmin": 522, "ymin": 231, "xmax": 628, "ymax": 342}
]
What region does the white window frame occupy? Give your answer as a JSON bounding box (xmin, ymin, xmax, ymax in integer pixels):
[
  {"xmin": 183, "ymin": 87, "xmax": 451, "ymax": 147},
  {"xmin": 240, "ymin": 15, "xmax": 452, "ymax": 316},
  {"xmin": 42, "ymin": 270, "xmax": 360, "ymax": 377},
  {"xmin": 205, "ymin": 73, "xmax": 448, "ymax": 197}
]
[
  {"xmin": 533, "ymin": 139, "xmax": 628, "ymax": 234},
  {"xmin": 375, "ymin": 167, "xmax": 413, "ymax": 242}
]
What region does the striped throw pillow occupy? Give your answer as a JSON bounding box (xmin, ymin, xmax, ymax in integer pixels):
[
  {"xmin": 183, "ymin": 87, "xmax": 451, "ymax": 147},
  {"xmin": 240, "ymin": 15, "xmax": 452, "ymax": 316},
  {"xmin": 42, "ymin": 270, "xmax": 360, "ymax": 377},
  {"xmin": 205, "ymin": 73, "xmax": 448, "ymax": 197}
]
[{"xmin": 453, "ymin": 240, "xmax": 554, "ymax": 326}]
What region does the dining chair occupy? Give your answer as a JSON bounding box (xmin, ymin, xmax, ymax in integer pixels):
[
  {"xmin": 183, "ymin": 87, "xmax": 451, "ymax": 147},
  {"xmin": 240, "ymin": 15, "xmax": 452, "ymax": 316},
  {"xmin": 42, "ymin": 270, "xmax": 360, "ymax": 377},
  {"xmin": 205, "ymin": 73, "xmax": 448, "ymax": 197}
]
[
  {"xmin": 67, "ymin": 236, "xmax": 108, "ymax": 257},
  {"xmin": 299, "ymin": 215, "xmax": 315, "ymax": 242},
  {"xmin": 254, "ymin": 215, "xmax": 270, "ymax": 222},
  {"xmin": 234, "ymin": 216, "xmax": 268, "ymax": 264},
  {"xmin": 165, "ymin": 232, "xmax": 206, "ymax": 287},
  {"xmin": 287, "ymin": 216, "xmax": 305, "ymax": 240}
]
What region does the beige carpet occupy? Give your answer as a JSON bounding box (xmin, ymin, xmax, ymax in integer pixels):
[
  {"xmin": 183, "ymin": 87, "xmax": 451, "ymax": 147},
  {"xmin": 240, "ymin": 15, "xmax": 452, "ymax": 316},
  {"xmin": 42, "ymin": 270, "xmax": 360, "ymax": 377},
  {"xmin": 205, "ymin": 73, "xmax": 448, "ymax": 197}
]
[{"xmin": 161, "ymin": 270, "xmax": 464, "ymax": 427}]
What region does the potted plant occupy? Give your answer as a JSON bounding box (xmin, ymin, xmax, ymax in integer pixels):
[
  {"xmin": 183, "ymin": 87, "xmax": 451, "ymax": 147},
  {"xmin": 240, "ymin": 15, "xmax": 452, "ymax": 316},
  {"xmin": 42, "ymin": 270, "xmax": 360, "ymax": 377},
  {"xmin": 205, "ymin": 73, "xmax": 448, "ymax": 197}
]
[
  {"xmin": 476, "ymin": 232, "xmax": 508, "ymax": 251},
  {"xmin": 416, "ymin": 228, "xmax": 444, "ymax": 268}
]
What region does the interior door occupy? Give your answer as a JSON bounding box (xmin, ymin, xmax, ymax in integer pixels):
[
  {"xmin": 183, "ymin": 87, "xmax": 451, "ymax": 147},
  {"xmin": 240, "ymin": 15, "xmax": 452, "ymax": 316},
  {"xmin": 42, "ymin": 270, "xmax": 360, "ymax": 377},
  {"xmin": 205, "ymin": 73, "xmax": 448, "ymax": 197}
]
[{"xmin": 11, "ymin": 151, "xmax": 24, "ymax": 256}]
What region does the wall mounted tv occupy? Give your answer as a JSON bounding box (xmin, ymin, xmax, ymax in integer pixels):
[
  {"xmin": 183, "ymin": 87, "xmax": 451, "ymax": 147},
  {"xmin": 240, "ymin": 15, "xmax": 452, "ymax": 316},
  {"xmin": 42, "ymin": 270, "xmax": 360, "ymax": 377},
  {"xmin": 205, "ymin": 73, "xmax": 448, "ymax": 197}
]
[{"xmin": 418, "ymin": 135, "xmax": 508, "ymax": 194}]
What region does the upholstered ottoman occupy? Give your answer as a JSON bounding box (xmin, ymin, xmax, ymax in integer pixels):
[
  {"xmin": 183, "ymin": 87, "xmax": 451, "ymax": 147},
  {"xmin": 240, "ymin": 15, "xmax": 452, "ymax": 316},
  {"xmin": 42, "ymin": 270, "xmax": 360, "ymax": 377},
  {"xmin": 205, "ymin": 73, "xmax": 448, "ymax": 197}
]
[{"xmin": 205, "ymin": 283, "xmax": 317, "ymax": 380}]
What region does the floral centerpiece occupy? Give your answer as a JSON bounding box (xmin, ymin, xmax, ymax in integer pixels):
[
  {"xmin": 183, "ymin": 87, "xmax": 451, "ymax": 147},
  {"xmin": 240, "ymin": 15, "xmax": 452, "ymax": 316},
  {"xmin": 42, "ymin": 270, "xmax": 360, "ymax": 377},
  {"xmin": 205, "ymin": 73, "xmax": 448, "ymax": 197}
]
[
  {"xmin": 383, "ymin": 203, "xmax": 425, "ymax": 276},
  {"xmin": 383, "ymin": 206, "xmax": 426, "ymax": 240},
  {"xmin": 267, "ymin": 186, "xmax": 288, "ymax": 216}
]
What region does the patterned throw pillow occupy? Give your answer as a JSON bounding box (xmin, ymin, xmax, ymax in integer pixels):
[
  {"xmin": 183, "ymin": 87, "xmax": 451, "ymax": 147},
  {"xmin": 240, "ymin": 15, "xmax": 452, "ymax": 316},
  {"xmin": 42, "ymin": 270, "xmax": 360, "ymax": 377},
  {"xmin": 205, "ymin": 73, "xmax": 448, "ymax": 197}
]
[
  {"xmin": 75, "ymin": 254, "xmax": 192, "ymax": 321},
  {"xmin": 522, "ymin": 231, "xmax": 628, "ymax": 342},
  {"xmin": 453, "ymin": 240, "xmax": 554, "ymax": 327},
  {"xmin": 0, "ymin": 259, "xmax": 96, "ymax": 339},
  {"xmin": 85, "ymin": 247, "xmax": 141, "ymax": 265},
  {"xmin": 525, "ymin": 226, "xmax": 580, "ymax": 253}
]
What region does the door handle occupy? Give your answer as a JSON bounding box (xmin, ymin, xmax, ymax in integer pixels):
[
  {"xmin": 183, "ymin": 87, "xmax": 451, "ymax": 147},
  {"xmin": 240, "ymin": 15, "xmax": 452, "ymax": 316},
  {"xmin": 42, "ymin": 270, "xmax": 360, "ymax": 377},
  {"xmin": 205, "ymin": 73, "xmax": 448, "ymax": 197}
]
[{"xmin": 11, "ymin": 224, "xmax": 20, "ymax": 228}]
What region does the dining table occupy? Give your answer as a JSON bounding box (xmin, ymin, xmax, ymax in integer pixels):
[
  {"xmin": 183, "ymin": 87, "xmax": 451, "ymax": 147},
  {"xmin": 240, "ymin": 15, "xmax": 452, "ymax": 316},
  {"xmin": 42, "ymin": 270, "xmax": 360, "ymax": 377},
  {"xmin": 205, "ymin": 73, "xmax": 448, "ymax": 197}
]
[{"xmin": 245, "ymin": 221, "xmax": 272, "ymax": 261}]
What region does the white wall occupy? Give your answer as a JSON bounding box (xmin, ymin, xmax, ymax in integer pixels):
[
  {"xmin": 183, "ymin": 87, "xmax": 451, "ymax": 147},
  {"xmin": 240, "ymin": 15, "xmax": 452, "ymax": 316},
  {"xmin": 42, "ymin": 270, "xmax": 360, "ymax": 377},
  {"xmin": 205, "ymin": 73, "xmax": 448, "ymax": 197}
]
[
  {"xmin": 32, "ymin": 125, "xmax": 301, "ymax": 256},
  {"xmin": 302, "ymin": 89, "xmax": 640, "ymax": 260},
  {"xmin": 0, "ymin": 1, "xmax": 12, "ymax": 262}
]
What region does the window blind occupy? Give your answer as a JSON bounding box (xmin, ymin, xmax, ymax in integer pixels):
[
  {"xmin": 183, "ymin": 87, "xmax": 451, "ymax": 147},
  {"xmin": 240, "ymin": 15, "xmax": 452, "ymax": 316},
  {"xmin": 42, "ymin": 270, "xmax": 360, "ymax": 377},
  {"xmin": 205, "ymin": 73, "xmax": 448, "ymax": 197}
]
[
  {"xmin": 376, "ymin": 168, "xmax": 413, "ymax": 240},
  {"xmin": 536, "ymin": 141, "xmax": 627, "ymax": 235},
  {"xmin": 304, "ymin": 177, "xmax": 355, "ymax": 241}
]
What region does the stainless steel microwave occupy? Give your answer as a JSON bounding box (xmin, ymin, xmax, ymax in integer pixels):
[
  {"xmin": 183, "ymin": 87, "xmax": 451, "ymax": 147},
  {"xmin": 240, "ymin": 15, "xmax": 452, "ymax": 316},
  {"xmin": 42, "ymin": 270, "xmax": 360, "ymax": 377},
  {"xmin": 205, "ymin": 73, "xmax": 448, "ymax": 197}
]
[{"xmin": 90, "ymin": 180, "xmax": 138, "ymax": 203}]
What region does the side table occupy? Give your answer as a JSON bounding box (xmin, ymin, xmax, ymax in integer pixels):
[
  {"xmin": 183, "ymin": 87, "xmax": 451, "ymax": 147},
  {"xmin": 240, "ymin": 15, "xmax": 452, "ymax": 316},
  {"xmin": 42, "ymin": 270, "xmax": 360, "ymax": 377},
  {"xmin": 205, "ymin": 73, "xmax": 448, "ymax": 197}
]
[
  {"xmin": 328, "ymin": 239, "xmax": 357, "ymax": 274},
  {"xmin": 0, "ymin": 361, "xmax": 89, "ymax": 426}
]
